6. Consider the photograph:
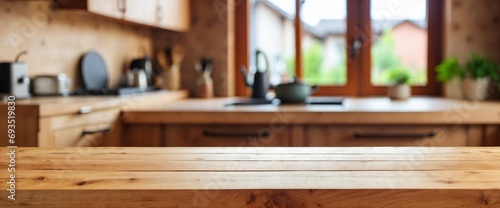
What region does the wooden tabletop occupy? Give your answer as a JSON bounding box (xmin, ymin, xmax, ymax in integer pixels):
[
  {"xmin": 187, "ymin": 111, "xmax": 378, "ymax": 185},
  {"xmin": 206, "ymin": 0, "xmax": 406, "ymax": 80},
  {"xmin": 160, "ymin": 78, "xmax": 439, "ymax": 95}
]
[
  {"xmin": 123, "ymin": 97, "xmax": 500, "ymax": 124},
  {"xmin": 1, "ymin": 147, "xmax": 500, "ymax": 207}
]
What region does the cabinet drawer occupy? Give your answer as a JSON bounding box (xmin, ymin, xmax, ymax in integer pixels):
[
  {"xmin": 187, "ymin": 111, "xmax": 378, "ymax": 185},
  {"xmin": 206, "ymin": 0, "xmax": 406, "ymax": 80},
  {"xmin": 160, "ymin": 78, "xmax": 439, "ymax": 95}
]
[
  {"xmin": 44, "ymin": 108, "xmax": 120, "ymax": 130},
  {"xmin": 305, "ymin": 125, "xmax": 467, "ymax": 147},
  {"xmin": 164, "ymin": 124, "xmax": 291, "ymax": 147},
  {"xmin": 54, "ymin": 123, "xmax": 111, "ymax": 147},
  {"xmin": 38, "ymin": 108, "xmax": 120, "ymax": 147}
]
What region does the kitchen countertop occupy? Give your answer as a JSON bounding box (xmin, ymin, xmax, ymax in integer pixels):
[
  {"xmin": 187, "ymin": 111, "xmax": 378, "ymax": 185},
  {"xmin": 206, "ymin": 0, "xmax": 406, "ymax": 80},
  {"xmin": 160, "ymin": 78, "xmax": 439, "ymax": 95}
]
[
  {"xmin": 123, "ymin": 97, "xmax": 500, "ymax": 124},
  {"xmin": 1, "ymin": 147, "xmax": 499, "ymax": 207},
  {"xmin": 0, "ymin": 90, "xmax": 188, "ymax": 117}
]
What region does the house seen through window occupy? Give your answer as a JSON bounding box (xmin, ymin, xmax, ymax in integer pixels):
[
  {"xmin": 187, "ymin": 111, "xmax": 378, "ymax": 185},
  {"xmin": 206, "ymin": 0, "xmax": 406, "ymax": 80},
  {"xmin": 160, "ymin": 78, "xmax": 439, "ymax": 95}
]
[{"xmin": 250, "ymin": 0, "xmax": 432, "ymax": 94}]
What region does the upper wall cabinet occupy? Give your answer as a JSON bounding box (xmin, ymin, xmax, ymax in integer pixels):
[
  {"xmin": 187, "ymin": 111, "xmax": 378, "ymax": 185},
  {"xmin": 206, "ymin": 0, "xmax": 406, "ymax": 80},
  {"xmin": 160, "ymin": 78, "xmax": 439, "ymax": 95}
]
[
  {"xmin": 156, "ymin": 0, "xmax": 190, "ymax": 32},
  {"xmin": 124, "ymin": 0, "xmax": 156, "ymax": 26},
  {"xmin": 87, "ymin": 0, "xmax": 124, "ymax": 19},
  {"xmin": 57, "ymin": 0, "xmax": 190, "ymax": 32}
]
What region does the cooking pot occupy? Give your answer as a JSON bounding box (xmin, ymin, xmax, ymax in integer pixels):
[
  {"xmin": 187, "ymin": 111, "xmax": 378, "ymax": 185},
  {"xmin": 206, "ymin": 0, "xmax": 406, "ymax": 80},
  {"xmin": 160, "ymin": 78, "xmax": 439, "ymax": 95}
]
[{"xmin": 274, "ymin": 78, "xmax": 319, "ymax": 103}]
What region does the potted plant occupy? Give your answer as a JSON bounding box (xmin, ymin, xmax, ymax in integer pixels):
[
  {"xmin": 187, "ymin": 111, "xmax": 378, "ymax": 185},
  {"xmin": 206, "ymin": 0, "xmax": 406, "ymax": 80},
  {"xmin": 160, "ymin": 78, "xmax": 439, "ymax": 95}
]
[
  {"xmin": 462, "ymin": 54, "xmax": 500, "ymax": 101},
  {"xmin": 387, "ymin": 68, "xmax": 412, "ymax": 100},
  {"xmin": 436, "ymin": 57, "xmax": 465, "ymax": 99}
]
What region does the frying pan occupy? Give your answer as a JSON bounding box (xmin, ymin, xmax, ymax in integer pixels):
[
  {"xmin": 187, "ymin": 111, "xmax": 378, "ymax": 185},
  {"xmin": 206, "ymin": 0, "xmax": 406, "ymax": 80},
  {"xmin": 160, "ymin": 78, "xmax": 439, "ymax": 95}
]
[{"xmin": 80, "ymin": 51, "xmax": 109, "ymax": 90}]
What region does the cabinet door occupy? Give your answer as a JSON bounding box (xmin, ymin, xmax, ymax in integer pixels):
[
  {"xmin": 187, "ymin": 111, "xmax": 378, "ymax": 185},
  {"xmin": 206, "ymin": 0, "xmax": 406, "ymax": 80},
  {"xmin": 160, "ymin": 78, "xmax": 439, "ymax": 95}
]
[
  {"xmin": 156, "ymin": 0, "xmax": 190, "ymax": 31},
  {"xmin": 124, "ymin": 0, "xmax": 156, "ymax": 26},
  {"xmin": 88, "ymin": 0, "xmax": 124, "ymax": 19},
  {"xmin": 38, "ymin": 108, "xmax": 120, "ymax": 147},
  {"xmin": 53, "ymin": 123, "xmax": 113, "ymax": 147},
  {"xmin": 305, "ymin": 125, "xmax": 468, "ymax": 147},
  {"xmin": 164, "ymin": 124, "xmax": 290, "ymax": 147}
]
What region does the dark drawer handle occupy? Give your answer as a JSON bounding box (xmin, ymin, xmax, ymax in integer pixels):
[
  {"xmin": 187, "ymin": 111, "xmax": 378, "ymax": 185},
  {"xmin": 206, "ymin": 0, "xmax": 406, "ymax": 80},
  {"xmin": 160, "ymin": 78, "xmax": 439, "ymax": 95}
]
[
  {"xmin": 203, "ymin": 130, "xmax": 272, "ymax": 138},
  {"xmin": 82, "ymin": 127, "xmax": 112, "ymax": 136},
  {"xmin": 353, "ymin": 131, "xmax": 436, "ymax": 139}
]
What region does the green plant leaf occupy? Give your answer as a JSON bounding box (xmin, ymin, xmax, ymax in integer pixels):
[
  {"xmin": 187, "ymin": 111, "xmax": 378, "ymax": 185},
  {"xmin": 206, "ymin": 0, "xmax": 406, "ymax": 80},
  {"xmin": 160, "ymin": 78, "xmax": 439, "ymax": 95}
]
[
  {"xmin": 387, "ymin": 67, "xmax": 412, "ymax": 84},
  {"xmin": 435, "ymin": 57, "xmax": 464, "ymax": 82},
  {"xmin": 465, "ymin": 53, "xmax": 499, "ymax": 81}
]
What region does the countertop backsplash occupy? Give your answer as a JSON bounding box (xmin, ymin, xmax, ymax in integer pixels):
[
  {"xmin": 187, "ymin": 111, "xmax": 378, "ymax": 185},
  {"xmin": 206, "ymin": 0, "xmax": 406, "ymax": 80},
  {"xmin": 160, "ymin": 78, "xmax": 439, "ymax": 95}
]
[{"xmin": 0, "ymin": 1, "xmax": 153, "ymax": 90}]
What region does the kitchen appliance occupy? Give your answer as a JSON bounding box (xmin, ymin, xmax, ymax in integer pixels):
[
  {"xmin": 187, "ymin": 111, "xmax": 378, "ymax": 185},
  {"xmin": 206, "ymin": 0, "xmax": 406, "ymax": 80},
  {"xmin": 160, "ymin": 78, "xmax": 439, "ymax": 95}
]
[
  {"xmin": 240, "ymin": 50, "xmax": 270, "ymax": 99},
  {"xmin": 126, "ymin": 68, "xmax": 148, "ymax": 89},
  {"xmin": 130, "ymin": 57, "xmax": 153, "ymax": 86},
  {"xmin": 31, "ymin": 73, "xmax": 71, "ymax": 96},
  {"xmin": 0, "ymin": 51, "xmax": 31, "ymax": 99},
  {"xmin": 72, "ymin": 51, "xmax": 158, "ymax": 96}
]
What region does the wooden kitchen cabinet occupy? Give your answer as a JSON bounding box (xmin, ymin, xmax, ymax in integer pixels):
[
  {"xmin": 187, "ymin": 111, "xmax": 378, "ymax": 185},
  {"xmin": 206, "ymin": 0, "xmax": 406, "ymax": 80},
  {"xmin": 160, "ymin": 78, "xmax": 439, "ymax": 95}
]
[
  {"xmin": 163, "ymin": 124, "xmax": 293, "ymax": 147},
  {"xmin": 123, "ymin": 123, "xmax": 489, "ymax": 147},
  {"xmin": 58, "ymin": 0, "xmax": 190, "ymax": 31},
  {"xmin": 53, "ymin": 123, "xmax": 112, "ymax": 147},
  {"xmin": 0, "ymin": 91, "xmax": 188, "ymax": 147},
  {"xmin": 156, "ymin": 0, "xmax": 190, "ymax": 31},
  {"xmin": 304, "ymin": 125, "xmax": 468, "ymax": 147},
  {"xmin": 124, "ymin": 0, "xmax": 156, "ymax": 26},
  {"xmin": 39, "ymin": 108, "xmax": 121, "ymax": 147},
  {"xmin": 87, "ymin": 0, "xmax": 125, "ymax": 19}
]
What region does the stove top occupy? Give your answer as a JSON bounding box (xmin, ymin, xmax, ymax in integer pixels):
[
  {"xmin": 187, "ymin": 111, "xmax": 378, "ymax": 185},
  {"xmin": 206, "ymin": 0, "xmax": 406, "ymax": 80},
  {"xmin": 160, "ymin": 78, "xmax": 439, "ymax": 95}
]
[
  {"xmin": 71, "ymin": 87, "xmax": 159, "ymax": 96},
  {"xmin": 225, "ymin": 97, "xmax": 345, "ymax": 106}
]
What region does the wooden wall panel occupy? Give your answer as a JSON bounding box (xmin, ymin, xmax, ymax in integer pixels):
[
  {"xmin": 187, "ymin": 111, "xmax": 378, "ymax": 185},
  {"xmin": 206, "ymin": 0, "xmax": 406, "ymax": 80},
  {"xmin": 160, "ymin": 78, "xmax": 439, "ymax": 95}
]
[
  {"xmin": 445, "ymin": 0, "xmax": 500, "ymax": 63},
  {"xmin": 0, "ymin": 1, "xmax": 153, "ymax": 90},
  {"xmin": 153, "ymin": 0, "xmax": 235, "ymax": 97}
]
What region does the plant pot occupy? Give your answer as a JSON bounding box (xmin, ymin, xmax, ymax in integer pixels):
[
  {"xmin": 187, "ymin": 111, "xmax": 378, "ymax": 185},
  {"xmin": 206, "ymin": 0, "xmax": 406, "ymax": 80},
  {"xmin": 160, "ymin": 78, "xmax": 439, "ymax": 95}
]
[
  {"xmin": 461, "ymin": 77, "xmax": 490, "ymax": 101},
  {"xmin": 443, "ymin": 77, "xmax": 463, "ymax": 99},
  {"xmin": 388, "ymin": 84, "xmax": 411, "ymax": 100}
]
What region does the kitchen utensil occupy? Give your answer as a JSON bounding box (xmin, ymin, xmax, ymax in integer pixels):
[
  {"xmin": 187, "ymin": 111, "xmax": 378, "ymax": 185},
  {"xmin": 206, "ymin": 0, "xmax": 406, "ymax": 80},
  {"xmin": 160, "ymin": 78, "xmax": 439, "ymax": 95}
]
[
  {"xmin": 240, "ymin": 50, "xmax": 270, "ymax": 99},
  {"xmin": 195, "ymin": 57, "xmax": 214, "ymax": 98},
  {"xmin": 31, "ymin": 73, "xmax": 71, "ymax": 96},
  {"xmin": 130, "ymin": 57, "xmax": 153, "ymax": 86},
  {"xmin": 0, "ymin": 51, "xmax": 31, "ymax": 99},
  {"xmin": 80, "ymin": 51, "xmax": 108, "ymax": 90},
  {"xmin": 171, "ymin": 44, "xmax": 185, "ymax": 68},
  {"xmin": 165, "ymin": 44, "xmax": 185, "ymax": 91},
  {"xmin": 274, "ymin": 78, "xmax": 319, "ymax": 103}
]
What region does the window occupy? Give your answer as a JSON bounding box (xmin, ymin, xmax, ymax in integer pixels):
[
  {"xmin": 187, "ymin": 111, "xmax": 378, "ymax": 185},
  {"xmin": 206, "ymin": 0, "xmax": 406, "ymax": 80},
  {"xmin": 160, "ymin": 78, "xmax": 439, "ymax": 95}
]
[{"xmin": 235, "ymin": 0, "xmax": 443, "ymax": 96}]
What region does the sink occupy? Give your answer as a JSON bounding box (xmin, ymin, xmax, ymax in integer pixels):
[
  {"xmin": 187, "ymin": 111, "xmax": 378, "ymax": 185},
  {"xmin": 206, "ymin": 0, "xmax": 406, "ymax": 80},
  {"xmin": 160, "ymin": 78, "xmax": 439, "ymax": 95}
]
[
  {"xmin": 225, "ymin": 97, "xmax": 345, "ymax": 106},
  {"xmin": 224, "ymin": 99, "xmax": 276, "ymax": 106}
]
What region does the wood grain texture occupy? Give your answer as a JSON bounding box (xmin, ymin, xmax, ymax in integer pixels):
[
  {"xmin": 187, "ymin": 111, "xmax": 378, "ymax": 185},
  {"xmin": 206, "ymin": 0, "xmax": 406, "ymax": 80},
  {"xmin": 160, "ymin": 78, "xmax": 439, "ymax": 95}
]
[
  {"xmin": 123, "ymin": 97, "xmax": 500, "ymax": 125},
  {"xmin": 0, "ymin": 147, "xmax": 500, "ymax": 207},
  {"xmin": 0, "ymin": 190, "xmax": 499, "ymax": 208}
]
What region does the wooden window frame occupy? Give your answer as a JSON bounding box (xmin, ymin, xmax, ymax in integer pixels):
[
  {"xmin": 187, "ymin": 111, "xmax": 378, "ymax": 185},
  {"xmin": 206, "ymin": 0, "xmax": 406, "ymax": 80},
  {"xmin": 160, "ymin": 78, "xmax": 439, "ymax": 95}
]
[{"xmin": 235, "ymin": 0, "xmax": 443, "ymax": 97}]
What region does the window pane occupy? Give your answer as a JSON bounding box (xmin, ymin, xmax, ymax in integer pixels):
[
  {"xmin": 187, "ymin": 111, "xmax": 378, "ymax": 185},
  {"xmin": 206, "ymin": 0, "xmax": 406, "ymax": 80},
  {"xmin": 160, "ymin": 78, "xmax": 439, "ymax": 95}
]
[
  {"xmin": 252, "ymin": 0, "xmax": 296, "ymax": 86},
  {"xmin": 371, "ymin": 0, "xmax": 428, "ymax": 86},
  {"xmin": 301, "ymin": 0, "xmax": 347, "ymax": 85}
]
